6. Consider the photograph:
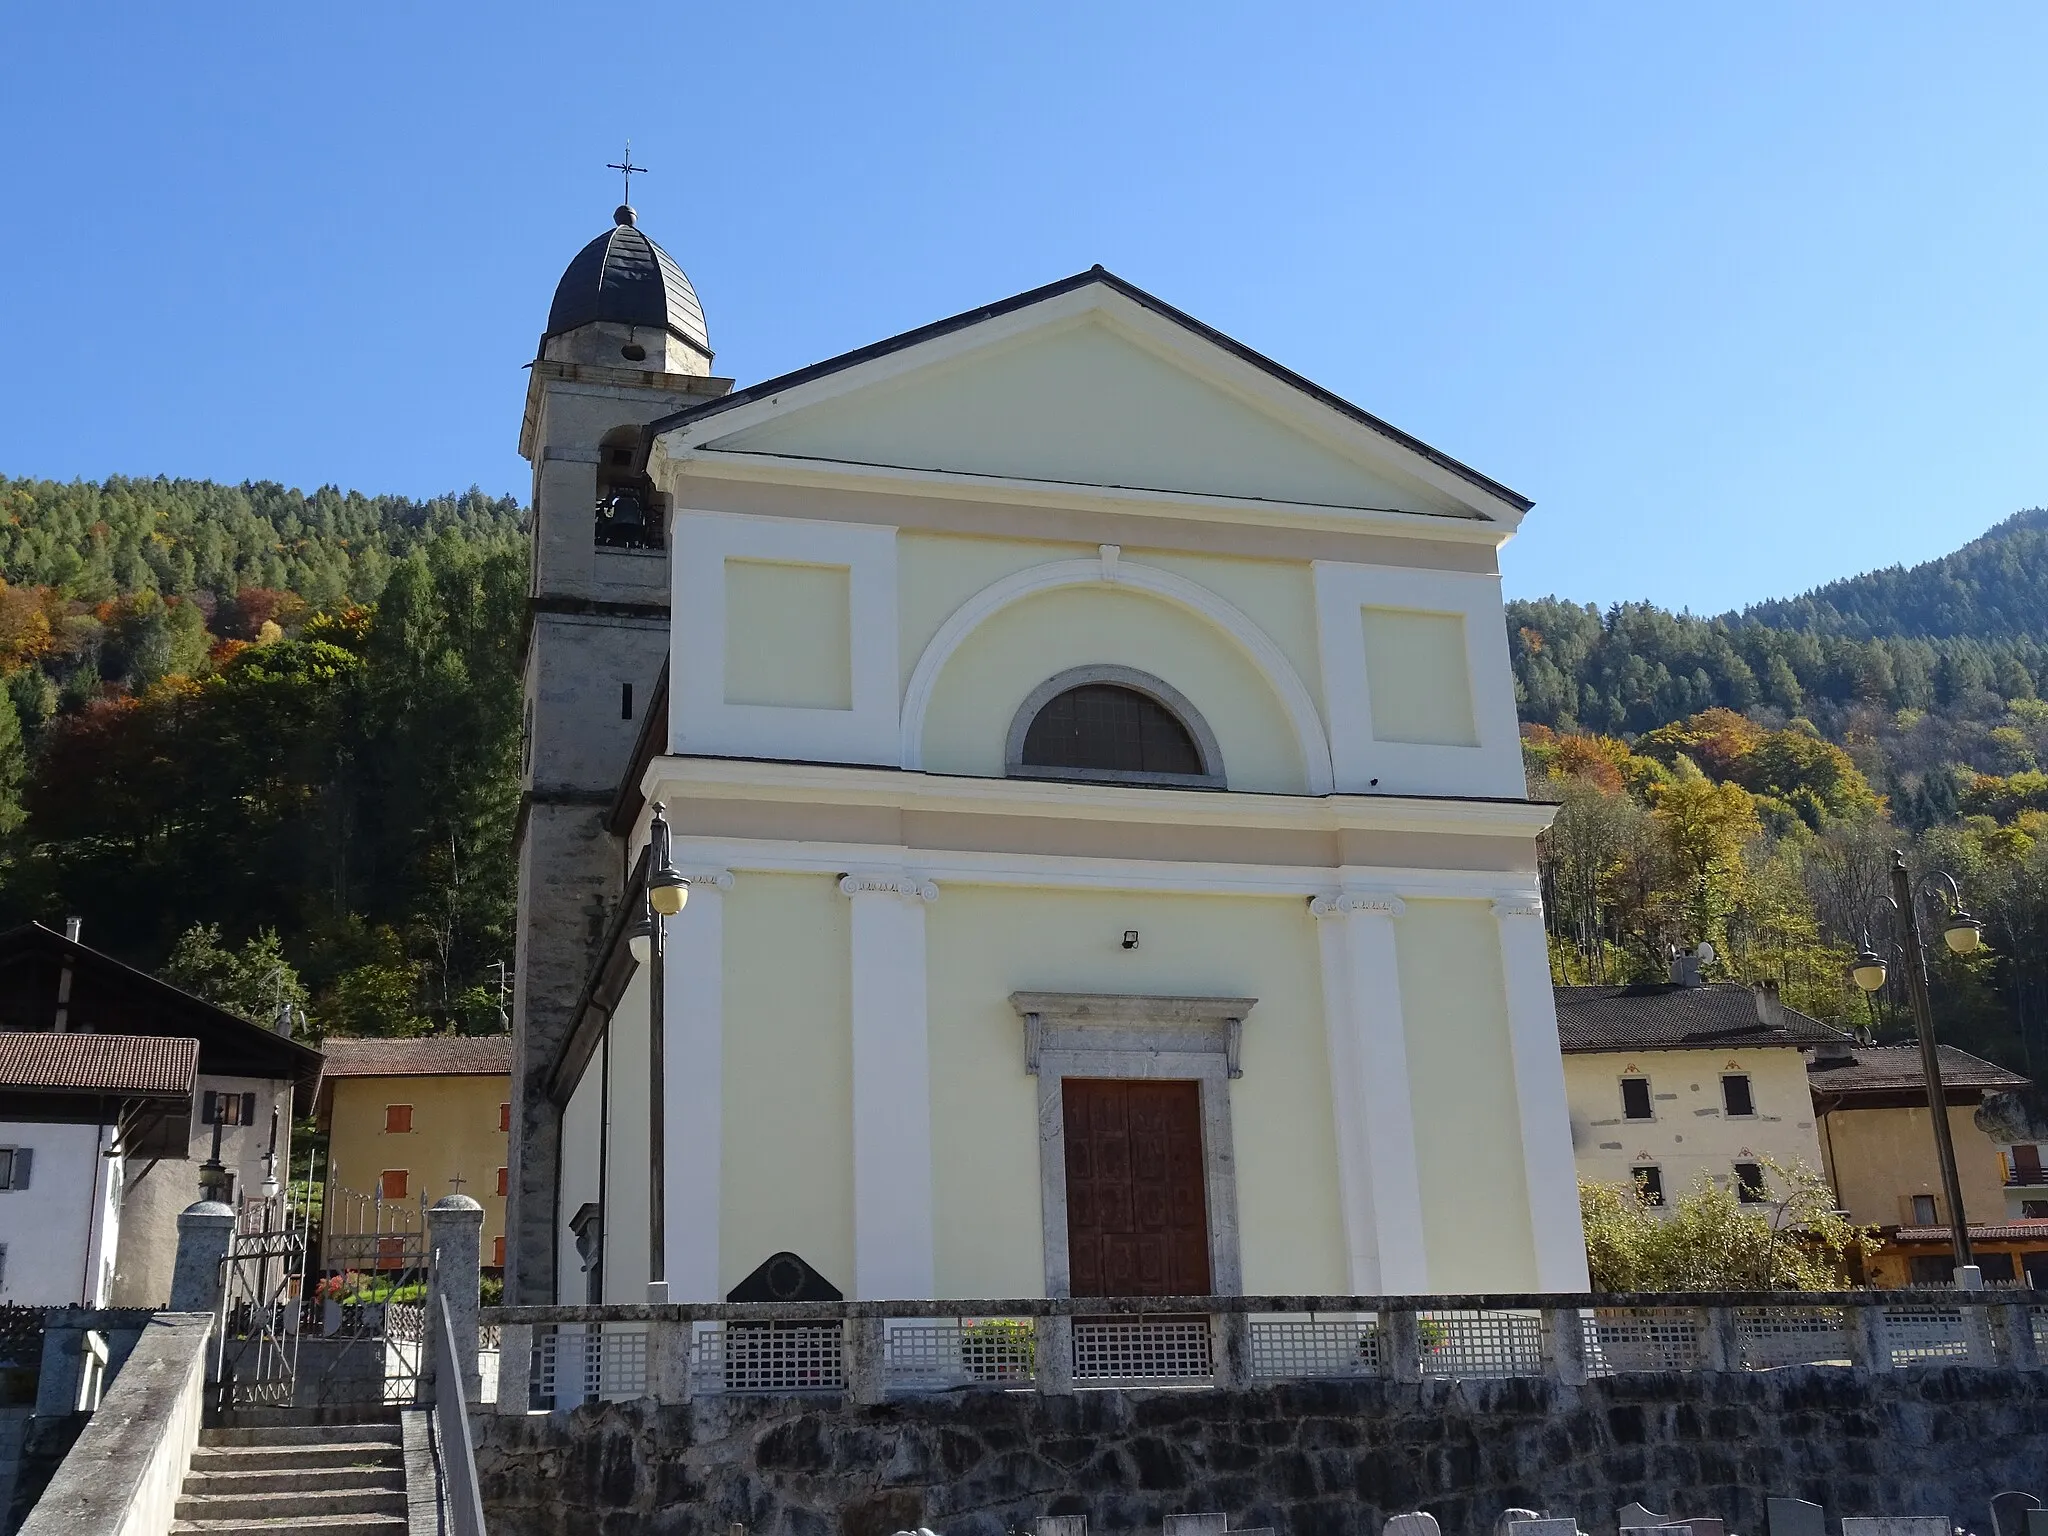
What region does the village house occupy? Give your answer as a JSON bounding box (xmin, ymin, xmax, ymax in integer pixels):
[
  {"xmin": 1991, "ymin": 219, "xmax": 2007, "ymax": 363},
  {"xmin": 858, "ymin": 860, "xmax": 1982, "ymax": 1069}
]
[
  {"xmin": 1554, "ymin": 971, "xmax": 1843, "ymax": 1211},
  {"xmin": 314, "ymin": 1035, "xmax": 513, "ymax": 1269},
  {"xmin": 508, "ymin": 206, "xmax": 1588, "ymax": 1308},
  {"xmin": 1807, "ymin": 1037, "xmax": 2044, "ymax": 1286},
  {"xmin": 0, "ymin": 922, "xmax": 320, "ymax": 1305}
]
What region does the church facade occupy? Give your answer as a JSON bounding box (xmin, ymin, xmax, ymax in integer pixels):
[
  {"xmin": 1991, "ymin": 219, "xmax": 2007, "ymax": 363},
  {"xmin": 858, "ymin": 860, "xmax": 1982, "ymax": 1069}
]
[{"xmin": 510, "ymin": 205, "xmax": 1587, "ymax": 1307}]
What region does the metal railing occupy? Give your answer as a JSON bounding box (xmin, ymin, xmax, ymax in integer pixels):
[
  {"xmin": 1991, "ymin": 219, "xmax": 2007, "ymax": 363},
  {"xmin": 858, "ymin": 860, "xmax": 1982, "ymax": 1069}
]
[
  {"xmin": 480, "ymin": 1287, "xmax": 2048, "ymax": 1409},
  {"xmin": 431, "ymin": 1293, "xmax": 487, "ymax": 1536}
]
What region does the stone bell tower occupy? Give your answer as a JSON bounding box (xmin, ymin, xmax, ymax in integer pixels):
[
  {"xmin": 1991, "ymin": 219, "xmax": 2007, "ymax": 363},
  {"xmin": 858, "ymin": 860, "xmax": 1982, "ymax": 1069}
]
[{"xmin": 506, "ymin": 201, "xmax": 729, "ymax": 1302}]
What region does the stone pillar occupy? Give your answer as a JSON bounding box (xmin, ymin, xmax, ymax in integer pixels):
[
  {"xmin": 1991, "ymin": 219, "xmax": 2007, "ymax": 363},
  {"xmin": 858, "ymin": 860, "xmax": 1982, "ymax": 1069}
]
[
  {"xmin": 33, "ymin": 1311, "xmax": 86, "ymax": 1416},
  {"xmin": 495, "ymin": 1323, "xmax": 533, "ymax": 1414},
  {"xmin": 1209, "ymin": 1312, "xmax": 1250, "ymax": 1389},
  {"xmin": 1312, "ymin": 892, "xmax": 1428, "ymax": 1293},
  {"xmin": 844, "ymin": 1316, "xmax": 887, "ymax": 1404},
  {"xmin": 1696, "ymin": 1306, "xmax": 1741, "ymax": 1371},
  {"xmin": 1992, "ymin": 1302, "xmax": 2041, "ymax": 1369},
  {"xmin": 1379, "ymin": 1308, "xmax": 1423, "ymax": 1384},
  {"xmin": 1494, "ymin": 897, "xmax": 1592, "ymax": 1291},
  {"xmin": 1847, "ymin": 1304, "xmax": 1892, "ymax": 1372},
  {"xmin": 841, "ymin": 874, "xmax": 938, "ymax": 1301},
  {"xmin": 1541, "ymin": 1307, "xmax": 1588, "ymax": 1385},
  {"xmin": 1035, "ymin": 1316, "xmax": 1075, "ymax": 1395},
  {"xmin": 427, "ymin": 1195, "xmax": 485, "ymax": 1403},
  {"xmin": 644, "ymin": 1318, "xmax": 694, "ymax": 1403},
  {"xmin": 170, "ymin": 1201, "xmax": 236, "ymax": 1315},
  {"xmin": 666, "ymin": 868, "xmax": 732, "ymax": 1303}
]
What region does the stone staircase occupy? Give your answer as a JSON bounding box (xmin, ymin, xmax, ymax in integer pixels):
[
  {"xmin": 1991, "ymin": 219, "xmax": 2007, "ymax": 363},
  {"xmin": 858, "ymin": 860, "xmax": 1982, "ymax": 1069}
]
[{"xmin": 173, "ymin": 1421, "xmax": 410, "ymax": 1536}]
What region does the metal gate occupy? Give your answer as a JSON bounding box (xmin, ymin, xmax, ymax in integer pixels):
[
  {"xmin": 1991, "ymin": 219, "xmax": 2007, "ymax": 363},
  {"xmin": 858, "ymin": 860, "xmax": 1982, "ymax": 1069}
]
[
  {"xmin": 295, "ymin": 1182, "xmax": 429, "ymax": 1408},
  {"xmin": 215, "ymin": 1192, "xmax": 312, "ymax": 1409}
]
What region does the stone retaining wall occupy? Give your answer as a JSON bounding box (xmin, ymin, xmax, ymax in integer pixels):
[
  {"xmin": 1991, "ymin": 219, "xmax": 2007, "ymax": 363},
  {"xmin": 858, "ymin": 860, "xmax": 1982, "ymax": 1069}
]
[{"xmin": 476, "ymin": 1369, "xmax": 2048, "ymax": 1536}]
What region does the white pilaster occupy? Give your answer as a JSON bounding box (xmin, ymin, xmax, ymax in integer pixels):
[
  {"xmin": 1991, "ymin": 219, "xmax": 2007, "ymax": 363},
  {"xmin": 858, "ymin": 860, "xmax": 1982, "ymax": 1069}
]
[
  {"xmin": 841, "ymin": 873, "xmax": 938, "ymax": 1300},
  {"xmin": 1493, "ymin": 896, "xmax": 1591, "ymax": 1291},
  {"xmin": 1311, "ymin": 891, "xmax": 1429, "ymax": 1294},
  {"xmin": 665, "ymin": 866, "xmax": 732, "ymax": 1303}
]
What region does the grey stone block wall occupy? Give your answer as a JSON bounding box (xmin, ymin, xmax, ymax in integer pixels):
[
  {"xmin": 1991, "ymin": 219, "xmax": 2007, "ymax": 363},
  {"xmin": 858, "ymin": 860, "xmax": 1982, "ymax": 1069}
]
[{"xmin": 474, "ymin": 1371, "xmax": 2048, "ymax": 1536}]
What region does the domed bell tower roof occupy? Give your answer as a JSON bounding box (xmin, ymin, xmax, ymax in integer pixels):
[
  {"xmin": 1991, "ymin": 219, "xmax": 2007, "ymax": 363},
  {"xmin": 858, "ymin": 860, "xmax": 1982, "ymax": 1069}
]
[{"xmin": 544, "ymin": 205, "xmax": 710, "ymax": 362}]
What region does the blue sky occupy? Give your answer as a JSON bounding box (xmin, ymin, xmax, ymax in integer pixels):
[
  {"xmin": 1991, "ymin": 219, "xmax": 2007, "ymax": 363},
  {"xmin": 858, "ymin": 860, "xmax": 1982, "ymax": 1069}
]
[{"xmin": 2, "ymin": 5, "xmax": 2044, "ymax": 614}]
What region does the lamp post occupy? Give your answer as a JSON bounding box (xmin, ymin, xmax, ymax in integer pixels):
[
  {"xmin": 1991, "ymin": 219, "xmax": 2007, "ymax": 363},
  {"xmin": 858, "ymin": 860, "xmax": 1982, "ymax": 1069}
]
[
  {"xmin": 1851, "ymin": 850, "xmax": 1986, "ymax": 1279},
  {"xmin": 638, "ymin": 803, "xmax": 688, "ymax": 1304}
]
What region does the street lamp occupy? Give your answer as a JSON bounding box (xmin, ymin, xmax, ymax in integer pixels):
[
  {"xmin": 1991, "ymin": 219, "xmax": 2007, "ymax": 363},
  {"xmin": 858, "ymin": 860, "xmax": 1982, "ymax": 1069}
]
[
  {"xmin": 1850, "ymin": 852, "xmax": 1984, "ymax": 1281},
  {"xmin": 641, "ymin": 802, "xmax": 684, "ymax": 1304}
]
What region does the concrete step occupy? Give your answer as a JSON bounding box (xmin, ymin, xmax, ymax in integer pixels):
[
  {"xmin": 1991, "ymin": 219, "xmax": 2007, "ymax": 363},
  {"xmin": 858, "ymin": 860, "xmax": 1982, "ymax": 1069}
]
[
  {"xmin": 175, "ymin": 1487, "xmax": 408, "ymax": 1523},
  {"xmin": 182, "ymin": 1465, "xmax": 405, "ymax": 1497},
  {"xmin": 171, "ymin": 1515, "xmax": 408, "ymax": 1536},
  {"xmin": 199, "ymin": 1423, "xmax": 402, "ymax": 1449},
  {"xmin": 189, "ymin": 1442, "xmax": 404, "ymax": 1473}
]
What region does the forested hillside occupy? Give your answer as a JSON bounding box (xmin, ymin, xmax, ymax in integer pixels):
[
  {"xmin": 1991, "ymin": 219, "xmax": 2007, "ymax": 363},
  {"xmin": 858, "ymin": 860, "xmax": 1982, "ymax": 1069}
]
[
  {"xmin": 0, "ymin": 476, "xmax": 526, "ymax": 1037},
  {"xmin": 1513, "ymin": 507, "xmax": 2048, "ymax": 1081}
]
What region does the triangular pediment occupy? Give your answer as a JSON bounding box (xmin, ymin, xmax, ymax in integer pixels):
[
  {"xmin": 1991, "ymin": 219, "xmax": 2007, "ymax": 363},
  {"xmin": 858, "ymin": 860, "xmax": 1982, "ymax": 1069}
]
[{"xmin": 660, "ymin": 274, "xmax": 1523, "ymax": 523}]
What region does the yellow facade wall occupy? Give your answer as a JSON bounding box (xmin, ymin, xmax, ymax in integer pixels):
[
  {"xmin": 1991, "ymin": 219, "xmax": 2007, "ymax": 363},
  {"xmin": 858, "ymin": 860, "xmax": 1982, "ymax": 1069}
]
[
  {"xmin": 1818, "ymin": 1102, "xmax": 2011, "ymax": 1229},
  {"xmin": 326, "ymin": 1072, "xmax": 509, "ymax": 1257},
  {"xmin": 1565, "ymin": 1047, "xmax": 1827, "ymax": 1204},
  {"xmin": 719, "ymin": 873, "xmax": 855, "ymax": 1297},
  {"xmin": 924, "ymin": 884, "xmax": 1346, "ymax": 1299},
  {"xmin": 920, "ymin": 584, "xmax": 1308, "ymax": 793},
  {"xmin": 896, "ymin": 534, "xmax": 1326, "ymax": 722},
  {"xmin": 723, "ymin": 558, "xmax": 853, "ymax": 709},
  {"xmin": 1393, "ymin": 900, "xmax": 1536, "ymax": 1291}
]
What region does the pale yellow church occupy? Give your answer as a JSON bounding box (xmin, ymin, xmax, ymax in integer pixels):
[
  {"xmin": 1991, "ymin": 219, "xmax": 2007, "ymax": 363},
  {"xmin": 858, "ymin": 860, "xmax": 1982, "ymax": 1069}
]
[{"xmin": 508, "ymin": 202, "xmax": 1587, "ymax": 1310}]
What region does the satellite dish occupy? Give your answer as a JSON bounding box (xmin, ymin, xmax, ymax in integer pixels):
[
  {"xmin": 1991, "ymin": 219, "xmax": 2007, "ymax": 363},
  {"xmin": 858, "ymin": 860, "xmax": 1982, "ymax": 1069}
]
[{"xmin": 1696, "ymin": 940, "xmax": 1717, "ymax": 965}]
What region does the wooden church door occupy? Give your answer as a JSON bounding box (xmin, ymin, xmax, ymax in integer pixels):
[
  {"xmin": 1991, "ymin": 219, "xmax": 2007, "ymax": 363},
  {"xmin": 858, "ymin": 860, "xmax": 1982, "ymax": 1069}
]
[{"xmin": 1062, "ymin": 1078, "xmax": 1212, "ymax": 1296}]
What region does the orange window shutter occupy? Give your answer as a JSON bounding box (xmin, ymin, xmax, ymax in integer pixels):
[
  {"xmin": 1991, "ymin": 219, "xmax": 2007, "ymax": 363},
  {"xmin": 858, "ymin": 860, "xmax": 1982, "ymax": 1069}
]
[
  {"xmin": 500, "ymin": 1103, "xmax": 511, "ymax": 1133},
  {"xmin": 381, "ymin": 1169, "xmax": 408, "ymax": 1200},
  {"xmin": 494, "ymin": 1237, "xmax": 505, "ymax": 1266},
  {"xmin": 497, "ymin": 1167, "xmax": 508, "ymax": 1197},
  {"xmin": 385, "ymin": 1105, "xmax": 412, "ymax": 1134}
]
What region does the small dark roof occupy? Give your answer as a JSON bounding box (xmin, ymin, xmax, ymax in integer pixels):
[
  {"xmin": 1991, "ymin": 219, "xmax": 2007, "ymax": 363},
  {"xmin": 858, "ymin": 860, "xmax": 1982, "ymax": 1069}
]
[
  {"xmin": 317, "ymin": 1035, "xmax": 512, "ymax": 1080},
  {"xmin": 1894, "ymin": 1221, "xmax": 2048, "ymax": 1244},
  {"xmin": 1807, "ymin": 1043, "xmax": 2028, "ymax": 1097},
  {"xmin": 0, "ymin": 1031, "xmax": 197, "ymax": 1098},
  {"xmin": 1554, "ymin": 982, "xmax": 1850, "ymax": 1053},
  {"xmin": 546, "ymin": 206, "xmax": 709, "ymax": 359},
  {"xmin": 644, "ymin": 266, "xmax": 1532, "ymax": 515},
  {"xmin": 0, "ymin": 924, "xmax": 321, "ymax": 1111}
]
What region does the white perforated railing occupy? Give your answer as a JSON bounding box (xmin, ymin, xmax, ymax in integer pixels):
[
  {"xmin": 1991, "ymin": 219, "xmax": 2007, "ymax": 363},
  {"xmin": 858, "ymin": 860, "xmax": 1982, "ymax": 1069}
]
[
  {"xmin": 1884, "ymin": 1305, "xmax": 1976, "ymax": 1366},
  {"xmin": 1246, "ymin": 1316, "xmax": 1378, "ymax": 1380},
  {"xmin": 533, "ymin": 1323, "xmax": 648, "ymax": 1405},
  {"xmin": 1585, "ymin": 1309, "xmax": 1703, "ymax": 1374},
  {"xmin": 695, "ymin": 1323, "xmax": 846, "ymax": 1394},
  {"xmin": 885, "ymin": 1319, "xmax": 1036, "ymax": 1388},
  {"xmin": 1072, "ymin": 1318, "xmax": 1213, "ymax": 1383},
  {"xmin": 1738, "ymin": 1307, "xmax": 1850, "ymax": 1368},
  {"xmin": 1419, "ymin": 1310, "xmax": 1543, "ymax": 1379}
]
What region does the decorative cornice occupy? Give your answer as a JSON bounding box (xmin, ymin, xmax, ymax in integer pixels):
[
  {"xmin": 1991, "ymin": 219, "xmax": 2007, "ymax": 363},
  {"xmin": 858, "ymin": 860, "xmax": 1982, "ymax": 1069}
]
[
  {"xmin": 838, "ymin": 873, "xmax": 938, "ymax": 902},
  {"xmin": 1310, "ymin": 891, "xmax": 1406, "ymax": 919},
  {"xmin": 1492, "ymin": 896, "xmax": 1544, "ymax": 921},
  {"xmin": 1009, "ymin": 990, "xmax": 1256, "ymax": 1079}
]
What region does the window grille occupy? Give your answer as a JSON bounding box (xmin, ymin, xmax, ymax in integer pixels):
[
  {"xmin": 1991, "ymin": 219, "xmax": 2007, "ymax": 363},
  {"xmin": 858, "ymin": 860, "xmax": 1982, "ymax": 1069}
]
[
  {"xmin": 885, "ymin": 1319, "xmax": 1036, "ymax": 1388},
  {"xmin": 1418, "ymin": 1311, "xmax": 1543, "ymax": 1379},
  {"xmin": 1737, "ymin": 1307, "xmax": 1849, "ymax": 1368},
  {"xmin": 1883, "ymin": 1305, "xmax": 1974, "ymax": 1366},
  {"xmin": 1630, "ymin": 1165, "xmax": 1664, "ymax": 1205},
  {"xmin": 1072, "ymin": 1318, "xmax": 1213, "ymax": 1383},
  {"xmin": 532, "ymin": 1323, "xmax": 648, "ymax": 1406},
  {"xmin": 1021, "ymin": 685, "xmax": 1203, "ymax": 778},
  {"xmin": 692, "ymin": 1323, "xmax": 845, "ymax": 1394},
  {"xmin": 1247, "ymin": 1316, "xmax": 1378, "ymax": 1380},
  {"xmin": 1584, "ymin": 1308, "xmax": 1702, "ymax": 1374}
]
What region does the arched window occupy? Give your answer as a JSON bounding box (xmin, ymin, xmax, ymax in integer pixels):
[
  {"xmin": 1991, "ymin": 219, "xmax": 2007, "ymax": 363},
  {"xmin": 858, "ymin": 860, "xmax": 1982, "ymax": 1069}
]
[
  {"xmin": 1006, "ymin": 667, "xmax": 1223, "ymax": 788},
  {"xmin": 594, "ymin": 427, "xmax": 664, "ymax": 551}
]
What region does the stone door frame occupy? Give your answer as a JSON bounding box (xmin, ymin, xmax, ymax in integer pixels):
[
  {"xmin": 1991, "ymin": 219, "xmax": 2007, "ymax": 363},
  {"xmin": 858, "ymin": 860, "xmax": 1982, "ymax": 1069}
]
[{"xmin": 1010, "ymin": 991, "xmax": 1254, "ymax": 1300}]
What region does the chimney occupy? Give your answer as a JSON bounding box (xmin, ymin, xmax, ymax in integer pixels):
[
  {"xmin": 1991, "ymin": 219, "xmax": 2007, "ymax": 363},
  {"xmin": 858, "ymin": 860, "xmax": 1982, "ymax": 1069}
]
[
  {"xmin": 1753, "ymin": 980, "xmax": 1784, "ymax": 1030},
  {"xmin": 1668, "ymin": 947, "xmax": 1704, "ymax": 988},
  {"xmin": 63, "ymin": 918, "xmax": 81, "ymax": 943}
]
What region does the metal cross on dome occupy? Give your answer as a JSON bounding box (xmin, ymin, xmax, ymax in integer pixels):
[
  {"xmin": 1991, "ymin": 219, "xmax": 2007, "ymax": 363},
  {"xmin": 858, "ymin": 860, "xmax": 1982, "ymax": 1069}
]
[{"xmin": 607, "ymin": 143, "xmax": 647, "ymax": 203}]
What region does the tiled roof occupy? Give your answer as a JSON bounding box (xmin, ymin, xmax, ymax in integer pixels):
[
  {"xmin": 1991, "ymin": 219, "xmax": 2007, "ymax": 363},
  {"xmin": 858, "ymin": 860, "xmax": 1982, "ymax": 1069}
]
[
  {"xmin": 1894, "ymin": 1222, "xmax": 2048, "ymax": 1243},
  {"xmin": 316, "ymin": 1035, "xmax": 513, "ymax": 1079},
  {"xmin": 1806, "ymin": 1043, "xmax": 2028, "ymax": 1095},
  {"xmin": 0, "ymin": 1030, "xmax": 198, "ymax": 1097},
  {"xmin": 1554, "ymin": 982, "xmax": 1850, "ymax": 1052}
]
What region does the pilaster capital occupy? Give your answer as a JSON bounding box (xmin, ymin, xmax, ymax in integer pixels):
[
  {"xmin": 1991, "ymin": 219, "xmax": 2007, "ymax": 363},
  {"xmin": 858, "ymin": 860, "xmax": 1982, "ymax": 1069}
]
[
  {"xmin": 1492, "ymin": 895, "xmax": 1544, "ymax": 921},
  {"xmin": 838, "ymin": 872, "xmax": 939, "ymax": 903},
  {"xmin": 1310, "ymin": 890, "xmax": 1406, "ymax": 920},
  {"xmin": 679, "ymin": 867, "xmax": 735, "ymax": 892}
]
